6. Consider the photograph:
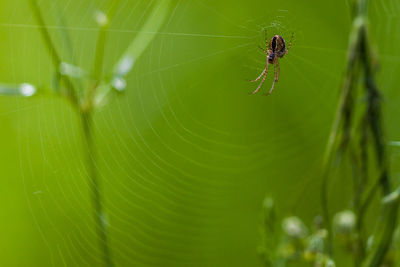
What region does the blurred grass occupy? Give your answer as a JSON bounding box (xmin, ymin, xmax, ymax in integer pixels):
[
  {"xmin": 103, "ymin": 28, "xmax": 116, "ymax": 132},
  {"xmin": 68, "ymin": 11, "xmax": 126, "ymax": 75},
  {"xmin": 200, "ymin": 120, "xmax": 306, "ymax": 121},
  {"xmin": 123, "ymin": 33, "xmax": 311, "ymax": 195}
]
[{"xmin": 0, "ymin": 0, "xmax": 399, "ymax": 266}]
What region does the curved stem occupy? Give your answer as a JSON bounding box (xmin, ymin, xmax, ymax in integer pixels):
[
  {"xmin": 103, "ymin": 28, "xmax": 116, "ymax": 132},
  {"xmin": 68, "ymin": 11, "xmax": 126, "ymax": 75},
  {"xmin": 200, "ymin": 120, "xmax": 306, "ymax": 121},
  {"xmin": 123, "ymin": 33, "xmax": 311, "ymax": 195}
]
[{"xmin": 320, "ymin": 19, "xmax": 361, "ymax": 255}]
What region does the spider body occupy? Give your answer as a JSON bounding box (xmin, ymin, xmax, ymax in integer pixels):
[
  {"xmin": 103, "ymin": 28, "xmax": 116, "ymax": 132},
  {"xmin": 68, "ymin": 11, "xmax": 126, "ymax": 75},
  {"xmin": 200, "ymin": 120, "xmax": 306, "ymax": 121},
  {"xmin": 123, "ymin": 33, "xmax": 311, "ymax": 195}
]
[
  {"xmin": 268, "ymin": 35, "xmax": 286, "ymax": 63},
  {"xmin": 250, "ymin": 32, "xmax": 293, "ymax": 95}
]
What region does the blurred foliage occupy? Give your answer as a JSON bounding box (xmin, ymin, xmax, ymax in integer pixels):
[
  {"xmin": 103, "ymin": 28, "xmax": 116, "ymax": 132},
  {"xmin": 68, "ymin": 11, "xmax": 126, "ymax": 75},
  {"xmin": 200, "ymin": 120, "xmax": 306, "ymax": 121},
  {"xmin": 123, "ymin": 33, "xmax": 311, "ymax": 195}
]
[
  {"xmin": 259, "ymin": 0, "xmax": 400, "ymax": 266},
  {"xmin": 259, "ymin": 206, "xmax": 400, "ymax": 267},
  {"xmin": 0, "ymin": 0, "xmax": 399, "ymax": 266}
]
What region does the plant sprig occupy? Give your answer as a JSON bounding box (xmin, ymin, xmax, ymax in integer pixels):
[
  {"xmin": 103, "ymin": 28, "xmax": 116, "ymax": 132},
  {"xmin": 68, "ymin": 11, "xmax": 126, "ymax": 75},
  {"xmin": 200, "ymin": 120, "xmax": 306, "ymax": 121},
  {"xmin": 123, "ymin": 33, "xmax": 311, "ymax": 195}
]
[{"xmin": 25, "ymin": 1, "xmax": 171, "ymax": 266}]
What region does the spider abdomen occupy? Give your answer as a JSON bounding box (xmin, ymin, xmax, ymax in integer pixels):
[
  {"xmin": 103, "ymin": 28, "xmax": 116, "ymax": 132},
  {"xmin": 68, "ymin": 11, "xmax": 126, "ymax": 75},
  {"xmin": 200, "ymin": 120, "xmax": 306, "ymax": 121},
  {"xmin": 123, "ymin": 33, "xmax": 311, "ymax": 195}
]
[{"xmin": 270, "ymin": 35, "xmax": 286, "ymax": 57}]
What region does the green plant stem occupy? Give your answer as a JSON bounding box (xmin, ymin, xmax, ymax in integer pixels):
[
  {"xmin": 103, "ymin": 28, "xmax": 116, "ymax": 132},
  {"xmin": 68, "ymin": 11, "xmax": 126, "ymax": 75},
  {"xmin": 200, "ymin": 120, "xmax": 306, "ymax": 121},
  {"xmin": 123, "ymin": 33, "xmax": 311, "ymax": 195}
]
[
  {"xmin": 29, "ymin": 0, "xmax": 78, "ymax": 106},
  {"xmin": 80, "ymin": 17, "xmax": 113, "ymax": 266},
  {"xmin": 357, "ymin": 21, "xmax": 397, "ymax": 267},
  {"xmin": 81, "ymin": 111, "xmax": 113, "ymax": 267},
  {"xmin": 86, "ymin": 18, "xmax": 109, "ymax": 110},
  {"xmin": 93, "ymin": 28, "xmax": 107, "ymax": 81},
  {"xmin": 362, "ymin": 188, "xmax": 400, "ymax": 267},
  {"xmin": 351, "ymin": 140, "xmax": 366, "ymax": 264},
  {"xmin": 321, "ymin": 0, "xmax": 397, "ymax": 264},
  {"xmin": 29, "ymin": 2, "xmax": 170, "ymax": 266},
  {"xmin": 30, "ymin": 2, "xmax": 113, "ymax": 265},
  {"xmin": 359, "ymin": 27, "xmax": 390, "ymax": 194},
  {"xmin": 321, "ymin": 15, "xmax": 361, "ymax": 256}
]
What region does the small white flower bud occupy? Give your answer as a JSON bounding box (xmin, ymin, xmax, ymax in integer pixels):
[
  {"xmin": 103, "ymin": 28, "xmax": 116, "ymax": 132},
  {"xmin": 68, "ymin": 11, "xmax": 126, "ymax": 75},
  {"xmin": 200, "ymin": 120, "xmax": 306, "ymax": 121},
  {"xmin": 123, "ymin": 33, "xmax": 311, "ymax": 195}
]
[
  {"xmin": 326, "ymin": 258, "xmax": 336, "ymax": 267},
  {"xmin": 333, "ymin": 210, "xmax": 356, "ymax": 234},
  {"xmin": 282, "ymin": 216, "xmax": 308, "ymax": 239}
]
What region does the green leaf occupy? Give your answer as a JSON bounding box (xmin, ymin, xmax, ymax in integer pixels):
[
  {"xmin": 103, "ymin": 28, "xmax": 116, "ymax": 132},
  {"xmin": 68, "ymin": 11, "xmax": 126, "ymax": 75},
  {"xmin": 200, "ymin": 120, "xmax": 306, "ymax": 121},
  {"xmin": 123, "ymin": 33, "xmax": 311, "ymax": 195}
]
[
  {"xmin": 94, "ymin": 0, "xmax": 170, "ymax": 108},
  {"xmin": 113, "ymin": 0, "xmax": 171, "ymax": 79}
]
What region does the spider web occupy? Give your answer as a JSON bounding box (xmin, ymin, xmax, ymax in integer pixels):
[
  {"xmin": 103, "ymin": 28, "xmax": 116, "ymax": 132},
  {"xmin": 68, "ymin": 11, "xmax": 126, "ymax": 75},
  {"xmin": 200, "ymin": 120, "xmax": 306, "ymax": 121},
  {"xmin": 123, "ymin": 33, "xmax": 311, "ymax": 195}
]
[{"xmin": 0, "ymin": 0, "xmax": 399, "ymax": 266}]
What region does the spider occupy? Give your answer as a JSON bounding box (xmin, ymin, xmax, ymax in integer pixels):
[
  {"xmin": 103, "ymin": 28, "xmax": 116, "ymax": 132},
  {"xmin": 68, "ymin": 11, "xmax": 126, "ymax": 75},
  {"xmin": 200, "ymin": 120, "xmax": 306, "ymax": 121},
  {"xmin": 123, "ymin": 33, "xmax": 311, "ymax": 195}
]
[{"xmin": 250, "ymin": 31, "xmax": 293, "ymax": 95}]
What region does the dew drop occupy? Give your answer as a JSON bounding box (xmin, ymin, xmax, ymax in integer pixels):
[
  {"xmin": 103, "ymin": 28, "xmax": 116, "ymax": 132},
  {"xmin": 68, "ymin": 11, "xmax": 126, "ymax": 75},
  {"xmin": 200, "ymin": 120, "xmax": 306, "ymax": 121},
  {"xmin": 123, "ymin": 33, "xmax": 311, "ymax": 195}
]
[
  {"xmin": 95, "ymin": 10, "xmax": 109, "ymax": 27},
  {"xmin": 20, "ymin": 83, "xmax": 36, "ymax": 97},
  {"xmin": 112, "ymin": 77, "xmax": 126, "ymax": 92}
]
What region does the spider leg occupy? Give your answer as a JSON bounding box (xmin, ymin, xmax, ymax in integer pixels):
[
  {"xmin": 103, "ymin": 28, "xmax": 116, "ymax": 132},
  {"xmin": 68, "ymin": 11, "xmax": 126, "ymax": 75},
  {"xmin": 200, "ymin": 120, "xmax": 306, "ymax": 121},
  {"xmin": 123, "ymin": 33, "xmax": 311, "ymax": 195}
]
[
  {"xmin": 265, "ymin": 30, "xmax": 268, "ymax": 47},
  {"xmin": 266, "ymin": 61, "xmax": 279, "ymax": 95},
  {"xmin": 276, "ymin": 61, "xmax": 280, "ymax": 80},
  {"xmin": 249, "ymin": 64, "xmax": 268, "ymax": 82},
  {"xmin": 250, "ymin": 72, "xmax": 267, "ymax": 95},
  {"xmin": 258, "ymin": 45, "xmax": 268, "ymax": 54},
  {"xmin": 286, "ymin": 33, "xmax": 294, "ymax": 54}
]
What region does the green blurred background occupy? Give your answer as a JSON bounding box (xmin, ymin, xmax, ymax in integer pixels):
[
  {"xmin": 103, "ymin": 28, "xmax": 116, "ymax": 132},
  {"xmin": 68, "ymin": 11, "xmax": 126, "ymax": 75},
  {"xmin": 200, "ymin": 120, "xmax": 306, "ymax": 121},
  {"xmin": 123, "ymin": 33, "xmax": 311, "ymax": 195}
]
[{"xmin": 0, "ymin": 0, "xmax": 399, "ymax": 266}]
